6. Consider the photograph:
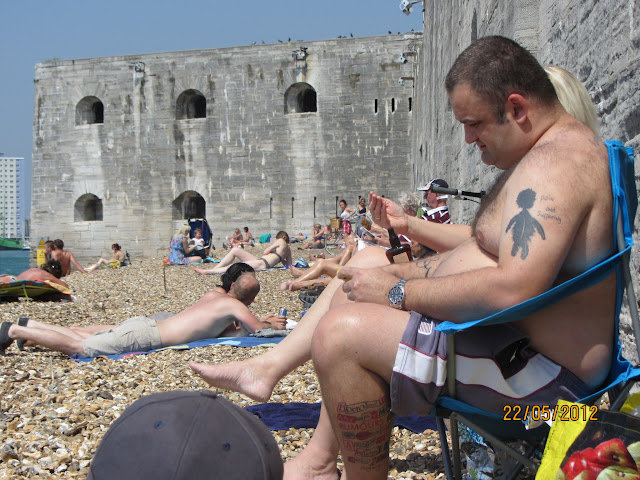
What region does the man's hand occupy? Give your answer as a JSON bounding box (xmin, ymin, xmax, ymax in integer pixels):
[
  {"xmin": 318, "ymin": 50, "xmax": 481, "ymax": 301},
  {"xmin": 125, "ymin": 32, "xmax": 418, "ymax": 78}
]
[
  {"xmin": 262, "ymin": 314, "xmax": 286, "ymax": 330},
  {"xmin": 337, "ymin": 266, "xmax": 399, "ymax": 306},
  {"xmin": 368, "ymin": 192, "xmax": 409, "ymax": 233}
]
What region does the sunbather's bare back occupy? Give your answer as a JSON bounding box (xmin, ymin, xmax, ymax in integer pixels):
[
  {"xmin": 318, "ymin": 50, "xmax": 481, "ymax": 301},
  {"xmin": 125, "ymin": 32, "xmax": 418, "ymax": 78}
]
[
  {"xmin": 9, "ymin": 268, "xmax": 68, "ymax": 288},
  {"xmin": 157, "ymin": 286, "xmax": 259, "ymax": 344}
]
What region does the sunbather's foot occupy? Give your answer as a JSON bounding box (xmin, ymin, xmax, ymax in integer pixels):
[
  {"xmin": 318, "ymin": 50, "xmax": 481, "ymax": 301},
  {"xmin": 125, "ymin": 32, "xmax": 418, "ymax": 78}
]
[
  {"xmin": 193, "ymin": 267, "xmax": 215, "ymax": 275},
  {"xmin": 289, "ymin": 266, "xmax": 305, "ymax": 278},
  {"xmin": 283, "ymin": 446, "xmax": 341, "ymax": 480},
  {"xmin": 278, "ymin": 280, "xmax": 295, "ymax": 291},
  {"xmin": 189, "ymin": 358, "xmax": 277, "ymax": 402}
]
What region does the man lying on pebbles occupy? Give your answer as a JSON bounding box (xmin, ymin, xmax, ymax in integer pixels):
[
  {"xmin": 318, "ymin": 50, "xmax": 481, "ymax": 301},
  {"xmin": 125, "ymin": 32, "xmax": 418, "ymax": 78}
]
[{"xmin": 0, "ymin": 274, "xmax": 286, "ymax": 357}]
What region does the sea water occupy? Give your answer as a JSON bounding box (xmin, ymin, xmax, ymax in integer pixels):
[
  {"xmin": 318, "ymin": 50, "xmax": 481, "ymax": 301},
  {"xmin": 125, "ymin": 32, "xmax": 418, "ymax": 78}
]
[{"xmin": 0, "ymin": 250, "xmax": 31, "ymax": 276}]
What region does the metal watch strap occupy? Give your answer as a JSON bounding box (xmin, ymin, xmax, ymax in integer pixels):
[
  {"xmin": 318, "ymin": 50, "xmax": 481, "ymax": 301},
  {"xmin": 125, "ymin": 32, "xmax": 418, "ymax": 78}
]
[{"xmin": 388, "ymin": 279, "xmax": 407, "ymax": 309}]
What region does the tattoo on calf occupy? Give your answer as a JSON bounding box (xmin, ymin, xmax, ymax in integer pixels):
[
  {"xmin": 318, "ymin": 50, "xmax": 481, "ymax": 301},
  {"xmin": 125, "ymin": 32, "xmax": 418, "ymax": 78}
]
[
  {"xmin": 505, "ymin": 189, "xmax": 546, "ymax": 260},
  {"xmin": 337, "ymin": 395, "xmax": 393, "ymax": 468}
]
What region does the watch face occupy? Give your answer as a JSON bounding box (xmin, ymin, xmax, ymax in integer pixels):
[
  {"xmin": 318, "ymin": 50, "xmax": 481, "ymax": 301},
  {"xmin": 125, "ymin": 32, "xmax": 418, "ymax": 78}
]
[{"xmin": 389, "ymin": 286, "xmax": 403, "ymax": 304}]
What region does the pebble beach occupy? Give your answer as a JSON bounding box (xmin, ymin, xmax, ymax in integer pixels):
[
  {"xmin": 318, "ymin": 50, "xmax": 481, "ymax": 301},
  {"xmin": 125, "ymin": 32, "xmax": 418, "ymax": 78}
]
[{"xmin": 0, "ymin": 245, "xmax": 448, "ymax": 479}]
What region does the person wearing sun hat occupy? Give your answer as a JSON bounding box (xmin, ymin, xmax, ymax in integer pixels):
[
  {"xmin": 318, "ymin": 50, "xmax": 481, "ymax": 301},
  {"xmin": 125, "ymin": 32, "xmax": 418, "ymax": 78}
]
[{"xmin": 416, "ymin": 178, "xmax": 451, "ymax": 224}]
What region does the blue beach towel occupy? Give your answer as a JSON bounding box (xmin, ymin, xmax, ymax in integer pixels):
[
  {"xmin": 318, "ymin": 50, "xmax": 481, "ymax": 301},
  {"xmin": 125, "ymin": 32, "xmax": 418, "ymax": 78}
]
[
  {"xmin": 71, "ymin": 335, "xmax": 284, "ymax": 362},
  {"xmin": 245, "ymin": 402, "xmax": 438, "ymax": 433}
]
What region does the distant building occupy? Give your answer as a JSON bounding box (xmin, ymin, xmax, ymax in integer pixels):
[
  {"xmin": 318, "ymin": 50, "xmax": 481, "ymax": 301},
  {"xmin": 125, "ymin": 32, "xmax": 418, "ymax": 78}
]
[
  {"xmin": 32, "ymin": 34, "xmax": 421, "ymax": 262},
  {"xmin": 0, "ymin": 155, "xmax": 26, "ymax": 238}
]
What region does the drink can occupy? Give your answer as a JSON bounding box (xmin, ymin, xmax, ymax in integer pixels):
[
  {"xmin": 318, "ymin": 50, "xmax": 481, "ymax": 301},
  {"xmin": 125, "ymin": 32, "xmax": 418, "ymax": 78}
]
[{"xmin": 278, "ymin": 308, "xmax": 287, "ymax": 317}]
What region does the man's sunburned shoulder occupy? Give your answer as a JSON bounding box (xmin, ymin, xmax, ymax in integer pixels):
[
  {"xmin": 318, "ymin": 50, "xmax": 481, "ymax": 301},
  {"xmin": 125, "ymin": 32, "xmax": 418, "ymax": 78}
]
[{"xmin": 516, "ymin": 128, "xmax": 607, "ymax": 191}]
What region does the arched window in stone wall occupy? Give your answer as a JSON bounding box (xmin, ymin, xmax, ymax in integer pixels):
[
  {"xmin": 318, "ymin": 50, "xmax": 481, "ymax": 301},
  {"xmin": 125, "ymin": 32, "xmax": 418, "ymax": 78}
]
[
  {"xmin": 76, "ymin": 96, "xmax": 104, "ymax": 125},
  {"xmin": 172, "ymin": 191, "xmax": 206, "ymax": 220},
  {"xmin": 176, "ymin": 90, "xmax": 207, "ymax": 119},
  {"xmin": 74, "ymin": 194, "xmax": 103, "ymax": 221},
  {"xmin": 284, "ymin": 82, "xmax": 317, "ymax": 114}
]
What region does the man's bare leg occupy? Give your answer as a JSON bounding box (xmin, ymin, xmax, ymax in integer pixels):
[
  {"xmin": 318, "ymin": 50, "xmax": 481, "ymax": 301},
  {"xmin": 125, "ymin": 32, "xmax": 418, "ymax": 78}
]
[
  {"xmin": 298, "ymin": 303, "xmax": 407, "ymax": 480},
  {"xmin": 194, "ymin": 249, "xmax": 251, "ymax": 274},
  {"xmin": 21, "ymin": 318, "xmax": 85, "ymax": 340},
  {"xmin": 7, "ymin": 324, "xmax": 85, "ymax": 356},
  {"xmin": 189, "ymin": 246, "xmax": 391, "ymax": 401}
]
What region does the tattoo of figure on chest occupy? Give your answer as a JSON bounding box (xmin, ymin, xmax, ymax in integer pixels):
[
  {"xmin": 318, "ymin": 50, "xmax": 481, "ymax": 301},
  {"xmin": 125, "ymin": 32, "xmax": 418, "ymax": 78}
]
[
  {"xmin": 505, "ymin": 189, "xmax": 546, "ymax": 260},
  {"xmin": 416, "ymin": 257, "xmax": 438, "ymax": 278}
]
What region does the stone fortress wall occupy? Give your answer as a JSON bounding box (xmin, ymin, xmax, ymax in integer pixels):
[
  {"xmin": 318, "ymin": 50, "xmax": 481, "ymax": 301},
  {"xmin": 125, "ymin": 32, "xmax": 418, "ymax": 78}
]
[{"xmin": 31, "ymin": 35, "xmax": 421, "ymax": 261}]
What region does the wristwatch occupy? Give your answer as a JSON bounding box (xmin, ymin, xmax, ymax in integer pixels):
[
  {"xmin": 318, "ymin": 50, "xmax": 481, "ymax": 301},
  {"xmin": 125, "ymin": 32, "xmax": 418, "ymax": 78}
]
[{"xmin": 388, "ymin": 279, "xmax": 407, "ymax": 310}]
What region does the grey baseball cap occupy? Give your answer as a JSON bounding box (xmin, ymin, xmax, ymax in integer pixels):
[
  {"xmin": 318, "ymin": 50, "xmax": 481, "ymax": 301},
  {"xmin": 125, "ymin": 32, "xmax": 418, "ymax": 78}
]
[{"xmin": 87, "ymin": 390, "xmax": 283, "ymax": 480}]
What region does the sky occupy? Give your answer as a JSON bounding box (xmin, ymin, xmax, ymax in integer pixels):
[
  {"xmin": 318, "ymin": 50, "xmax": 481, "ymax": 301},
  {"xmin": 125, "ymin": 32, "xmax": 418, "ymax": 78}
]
[{"xmin": 0, "ymin": 0, "xmax": 422, "ymax": 163}]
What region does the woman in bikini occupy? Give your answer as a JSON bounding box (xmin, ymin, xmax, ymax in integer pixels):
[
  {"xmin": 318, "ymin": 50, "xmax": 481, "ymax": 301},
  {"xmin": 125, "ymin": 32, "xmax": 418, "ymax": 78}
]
[{"xmin": 193, "ymin": 231, "xmax": 292, "ymax": 275}]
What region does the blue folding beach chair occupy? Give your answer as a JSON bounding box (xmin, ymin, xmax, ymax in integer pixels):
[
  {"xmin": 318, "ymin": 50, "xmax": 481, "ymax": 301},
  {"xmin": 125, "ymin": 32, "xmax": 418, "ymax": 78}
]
[{"xmin": 433, "ymin": 141, "xmax": 639, "ymax": 479}]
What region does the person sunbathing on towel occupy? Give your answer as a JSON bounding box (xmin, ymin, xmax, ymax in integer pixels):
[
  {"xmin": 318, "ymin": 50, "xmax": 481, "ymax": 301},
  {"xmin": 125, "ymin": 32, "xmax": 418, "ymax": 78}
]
[
  {"xmin": 0, "ymin": 260, "xmax": 68, "ymax": 288},
  {"xmin": 0, "ymin": 274, "xmax": 286, "ymax": 357},
  {"xmin": 194, "ymin": 231, "xmax": 292, "ymax": 275}
]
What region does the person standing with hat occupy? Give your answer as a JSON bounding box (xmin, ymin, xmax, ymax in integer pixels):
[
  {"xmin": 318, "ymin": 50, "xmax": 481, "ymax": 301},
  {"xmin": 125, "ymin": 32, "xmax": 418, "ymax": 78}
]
[{"xmin": 417, "ymin": 178, "xmax": 451, "ymax": 224}]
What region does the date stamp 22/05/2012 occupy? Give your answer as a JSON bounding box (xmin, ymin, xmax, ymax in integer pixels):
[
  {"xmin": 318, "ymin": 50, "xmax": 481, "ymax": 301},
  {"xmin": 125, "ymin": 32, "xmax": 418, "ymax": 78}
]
[{"xmin": 503, "ymin": 403, "xmax": 598, "ymax": 422}]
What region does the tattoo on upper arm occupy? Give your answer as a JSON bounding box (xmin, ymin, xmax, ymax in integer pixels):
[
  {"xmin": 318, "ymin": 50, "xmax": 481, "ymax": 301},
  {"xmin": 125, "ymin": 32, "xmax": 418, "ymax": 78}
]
[
  {"xmin": 536, "ymin": 195, "xmax": 562, "ymax": 225},
  {"xmin": 505, "ymin": 189, "xmax": 546, "ymax": 260}
]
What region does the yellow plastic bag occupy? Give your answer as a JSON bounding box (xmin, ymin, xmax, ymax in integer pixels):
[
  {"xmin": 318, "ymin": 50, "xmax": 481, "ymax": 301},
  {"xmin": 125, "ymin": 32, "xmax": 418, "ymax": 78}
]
[{"xmin": 537, "ymin": 400, "xmax": 640, "ymax": 479}]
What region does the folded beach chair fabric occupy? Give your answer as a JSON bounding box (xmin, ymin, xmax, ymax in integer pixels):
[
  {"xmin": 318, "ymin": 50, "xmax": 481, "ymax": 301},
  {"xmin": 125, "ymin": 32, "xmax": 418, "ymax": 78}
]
[{"xmin": 433, "ymin": 141, "xmax": 640, "ymax": 479}]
